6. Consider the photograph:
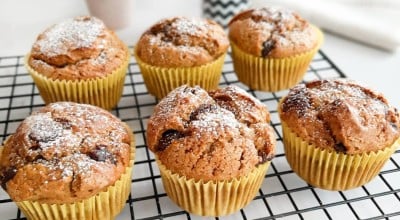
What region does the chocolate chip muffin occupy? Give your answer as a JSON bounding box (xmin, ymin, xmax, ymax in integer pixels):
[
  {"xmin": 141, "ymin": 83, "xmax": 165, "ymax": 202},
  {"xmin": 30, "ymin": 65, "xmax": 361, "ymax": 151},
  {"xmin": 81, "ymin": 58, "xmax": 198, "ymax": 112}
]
[
  {"xmin": 279, "ymin": 79, "xmax": 400, "ymax": 190},
  {"xmin": 26, "ymin": 16, "xmax": 130, "ymax": 110},
  {"xmin": 134, "ymin": 16, "xmax": 229, "ymax": 99},
  {"xmin": 228, "ymin": 6, "xmax": 323, "ymax": 91},
  {"xmin": 0, "ymin": 102, "xmax": 135, "ymax": 220},
  {"xmin": 147, "ymin": 85, "xmax": 275, "ymax": 216}
]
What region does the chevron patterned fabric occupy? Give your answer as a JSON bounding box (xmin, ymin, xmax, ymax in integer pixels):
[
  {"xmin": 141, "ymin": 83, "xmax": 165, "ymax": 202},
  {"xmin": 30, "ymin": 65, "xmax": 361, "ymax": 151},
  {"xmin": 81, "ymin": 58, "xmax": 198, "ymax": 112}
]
[{"xmin": 203, "ymin": 0, "xmax": 249, "ymax": 28}]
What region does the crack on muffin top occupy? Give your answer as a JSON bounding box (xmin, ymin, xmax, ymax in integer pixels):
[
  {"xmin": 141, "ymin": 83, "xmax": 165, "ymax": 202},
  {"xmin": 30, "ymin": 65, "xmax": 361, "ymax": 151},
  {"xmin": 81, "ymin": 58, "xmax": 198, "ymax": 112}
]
[
  {"xmin": 146, "ymin": 85, "xmax": 276, "ymax": 181},
  {"xmin": 280, "ymin": 79, "xmax": 400, "ymax": 154}
]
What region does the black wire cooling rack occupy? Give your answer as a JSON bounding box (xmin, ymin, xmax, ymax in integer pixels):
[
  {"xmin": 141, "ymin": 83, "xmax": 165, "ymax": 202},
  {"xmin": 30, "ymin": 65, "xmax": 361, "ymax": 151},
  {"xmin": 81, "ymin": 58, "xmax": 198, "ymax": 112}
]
[{"xmin": 0, "ymin": 50, "xmax": 400, "ymax": 220}]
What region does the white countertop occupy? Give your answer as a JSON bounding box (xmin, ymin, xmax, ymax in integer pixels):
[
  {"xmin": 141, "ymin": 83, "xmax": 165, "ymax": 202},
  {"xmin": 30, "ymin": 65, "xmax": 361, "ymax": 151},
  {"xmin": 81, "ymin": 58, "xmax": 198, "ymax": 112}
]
[{"xmin": 1, "ymin": 0, "xmax": 399, "ymax": 108}]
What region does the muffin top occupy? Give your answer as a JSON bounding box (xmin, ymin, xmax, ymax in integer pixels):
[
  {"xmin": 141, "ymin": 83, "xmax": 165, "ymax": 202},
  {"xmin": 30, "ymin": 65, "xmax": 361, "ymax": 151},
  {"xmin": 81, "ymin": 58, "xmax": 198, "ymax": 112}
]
[
  {"xmin": 0, "ymin": 102, "xmax": 132, "ymax": 203},
  {"xmin": 279, "ymin": 79, "xmax": 400, "ymax": 154},
  {"xmin": 147, "ymin": 85, "xmax": 276, "ymax": 181},
  {"xmin": 28, "ymin": 16, "xmax": 128, "ymax": 80},
  {"xmin": 229, "ymin": 7, "xmax": 319, "ymax": 58},
  {"xmin": 135, "ymin": 17, "xmax": 229, "ymax": 68}
]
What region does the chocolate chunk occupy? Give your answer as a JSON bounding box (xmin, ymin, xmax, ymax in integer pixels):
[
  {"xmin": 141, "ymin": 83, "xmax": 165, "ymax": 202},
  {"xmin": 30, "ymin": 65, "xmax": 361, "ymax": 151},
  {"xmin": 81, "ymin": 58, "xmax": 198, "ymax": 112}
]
[
  {"xmin": 334, "ymin": 143, "xmax": 347, "ymax": 153},
  {"xmin": 0, "ymin": 167, "xmax": 17, "ymax": 191},
  {"xmin": 54, "ymin": 117, "xmax": 72, "ymax": 129},
  {"xmin": 391, "ymin": 122, "xmax": 398, "ymax": 130},
  {"xmin": 261, "ymin": 39, "xmax": 276, "ymax": 57},
  {"xmin": 88, "ymin": 145, "xmax": 116, "ymax": 164},
  {"xmin": 213, "ymin": 94, "xmax": 233, "ymax": 102},
  {"xmin": 157, "ymin": 130, "xmax": 184, "ymax": 151},
  {"xmin": 258, "ymin": 151, "xmax": 274, "ymax": 164},
  {"xmin": 190, "ymin": 104, "xmax": 218, "ymax": 121}
]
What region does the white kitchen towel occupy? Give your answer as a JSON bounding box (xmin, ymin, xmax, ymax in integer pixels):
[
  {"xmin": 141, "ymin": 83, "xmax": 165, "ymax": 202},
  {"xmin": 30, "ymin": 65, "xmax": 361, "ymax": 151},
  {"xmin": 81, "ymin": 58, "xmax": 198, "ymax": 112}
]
[{"xmin": 251, "ymin": 0, "xmax": 400, "ymax": 51}]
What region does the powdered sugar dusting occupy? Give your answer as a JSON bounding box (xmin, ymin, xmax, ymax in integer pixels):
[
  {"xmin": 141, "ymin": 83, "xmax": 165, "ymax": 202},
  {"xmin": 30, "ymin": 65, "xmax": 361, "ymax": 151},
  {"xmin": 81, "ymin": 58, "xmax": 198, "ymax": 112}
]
[
  {"xmin": 35, "ymin": 16, "xmax": 105, "ymax": 57},
  {"xmin": 154, "ymin": 85, "xmax": 269, "ymax": 138},
  {"xmin": 283, "ymin": 80, "xmax": 390, "ymax": 121},
  {"xmin": 244, "ymin": 7, "xmax": 314, "ymax": 52},
  {"xmin": 171, "ymin": 17, "xmax": 209, "ymax": 36},
  {"xmin": 252, "ymin": 7, "xmax": 294, "ymax": 22},
  {"xmin": 191, "ymin": 108, "xmax": 240, "ymax": 137},
  {"xmin": 147, "ymin": 17, "xmax": 210, "ymax": 49},
  {"xmin": 15, "ymin": 102, "xmax": 129, "ymax": 178}
]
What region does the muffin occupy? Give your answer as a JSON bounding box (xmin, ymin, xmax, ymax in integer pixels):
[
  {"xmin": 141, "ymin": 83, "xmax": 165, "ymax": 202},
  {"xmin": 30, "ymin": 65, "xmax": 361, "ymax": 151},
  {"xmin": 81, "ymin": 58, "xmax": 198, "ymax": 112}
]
[
  {"xmin": 147, "ymin": 85, "xmax": 276, "ymax": 216},
  {"xmin": 134, "ymin": 17, "xmax": 229, "ymax": 99},
  {"xmin": 0, "ymin": 102, "xmax": 135, "ymax": 220},
  {"xmin": 26, "ymin": 16, "xmax": 130, "ymax": 110},
  {"xmin": 279, "ymin": 79, "xmax": 400, "ymax": 190},
  {"xmin": 228, "ymin": 7, "xmax": 323, "ymax": 91}
]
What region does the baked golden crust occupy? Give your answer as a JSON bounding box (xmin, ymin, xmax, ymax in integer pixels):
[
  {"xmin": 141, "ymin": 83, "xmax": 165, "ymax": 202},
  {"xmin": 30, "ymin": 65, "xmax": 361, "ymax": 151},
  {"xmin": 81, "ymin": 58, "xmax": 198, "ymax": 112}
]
[
  {"xmin": 135, "ymin": 17, "xmax": 229, "ymax": 68},
  {"xmin": 0, "ymin": 102, "xmax": 132, "ymax": 203},
  {"xmin": 228, "ymin": 7, "xmax": 319, "ymax": 58},
  {"xmin": 147, "ymin": 85, "xmax": 276, "ymax": 181},
  {"xmin": 279, "ymin": 79, "xmax": 400, "ymax": 154},
  {"xmin": 28, "ymin": 16, "xmax": 128, "ymax": 80}
]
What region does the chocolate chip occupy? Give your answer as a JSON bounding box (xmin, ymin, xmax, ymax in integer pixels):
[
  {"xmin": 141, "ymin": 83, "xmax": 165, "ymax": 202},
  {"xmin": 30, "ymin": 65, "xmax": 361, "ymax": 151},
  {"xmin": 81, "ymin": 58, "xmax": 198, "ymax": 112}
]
[
  {"xmin": 258, "ymin": 151, "xmax": 274, "ymax": 164},
  {"xmin": 261, "ymin": 39, "xmax": 276, "ymax": 57},
  {"xmin": 0, "ymin": 167, "xmax": 17, "ymax": 191},
  {"xmin": 190, "ymin": 104, "xmax": 218, "ymax": 121},
  {"xmin": 334, "ymin": 143, "xmax": 347, "ymax": 153},
  {"xmin": 157, "ymin": 130, "xmax": 184, "ymax": 151},
  {"xmin": 54, "ymin": 117, "xmax": 72, "ymax": 129},
  {"xmin": 88, "ymin": 145, "xmax": 116, "ymax": 164},
  {"xmin": 391, "ymin": 122, "xmax": 398, "ymax": 130},
  {"xmin": 213, "ymin": 94, "xmax": 232, "ymax": 102}
]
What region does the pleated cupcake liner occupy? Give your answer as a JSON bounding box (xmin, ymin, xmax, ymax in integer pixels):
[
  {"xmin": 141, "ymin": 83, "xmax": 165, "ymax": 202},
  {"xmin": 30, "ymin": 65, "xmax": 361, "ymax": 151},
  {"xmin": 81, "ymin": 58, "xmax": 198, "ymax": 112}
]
[
  {"xmin": 281, "ymin": 121, "xmax": 399, "ymax": 191},
  {"xmin": 134, "ymin": 49, "xmax": 226, "ymax": 99},
  {"xmin": 1, "ymin": 123, "xmax": 136, "ymax": 220},
  {"xmin": 157, "ymin": 159, "xmax": 270, "ymax": 217},
  {"xmin": 25, "ymin": 47, "xmax": 130, "ymax": 110},
  {"xmin": 230, "ymin": 25, "xmax": 323, "ymax": 92}
]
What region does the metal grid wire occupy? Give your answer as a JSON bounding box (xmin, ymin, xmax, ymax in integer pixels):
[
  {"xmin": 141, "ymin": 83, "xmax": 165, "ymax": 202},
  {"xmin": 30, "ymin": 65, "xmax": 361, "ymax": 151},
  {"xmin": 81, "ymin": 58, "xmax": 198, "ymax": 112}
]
[{"xmin": 0, "ymin": 51, "xmax": 400, "ymax": 220}]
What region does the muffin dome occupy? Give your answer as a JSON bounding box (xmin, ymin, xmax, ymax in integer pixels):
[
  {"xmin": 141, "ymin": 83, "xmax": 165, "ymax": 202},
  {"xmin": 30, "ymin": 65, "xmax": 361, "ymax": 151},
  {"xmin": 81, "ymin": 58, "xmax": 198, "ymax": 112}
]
[
  {"xmin": 229, "ymin": 7, "xmax": 319, "ymax": 58},
  {"xmin": 28, "ymin": 16, "xmax": 128, "ymax": 80},
  {"xmin": 279, "ymin": 79, "xmax": 400, "ymax": 154},
  {"xmin": 147, "ymin": 85, "xmax": 276, "ymax": 181},
  {"xmin": 135, "ymin": 16, "xmax": 229, "ymax": 68},
  {"xmin": 0, "ymin": 102, "xmax": 132, "ymax": 203}
]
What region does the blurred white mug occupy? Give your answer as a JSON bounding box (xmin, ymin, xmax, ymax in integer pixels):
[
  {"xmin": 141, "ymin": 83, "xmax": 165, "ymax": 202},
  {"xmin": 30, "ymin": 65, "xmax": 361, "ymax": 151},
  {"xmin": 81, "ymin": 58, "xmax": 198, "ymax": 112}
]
[{"xmin": 85, "ymin": 0, "xmax": 133, "ymax": 30}]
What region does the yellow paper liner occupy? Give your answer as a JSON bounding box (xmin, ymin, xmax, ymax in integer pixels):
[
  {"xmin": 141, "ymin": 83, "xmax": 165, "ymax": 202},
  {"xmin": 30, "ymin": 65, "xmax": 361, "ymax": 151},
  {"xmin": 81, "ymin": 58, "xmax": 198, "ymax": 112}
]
[
  {"xmin": 1, "ymin": 124, "xmax": 136, "ymax": 220},
  {"xmin": 157, "ymin": 159, "xmax": 270, "ymax": 217},
  {"xmin": 230, "ymin": 26, "xmax": 323, "ymax": 92},
  {"xmin": 25, "ymin": 47, "xmax": 130, "ymax": 110},
  {"xmin": 134, "ymin": 49, "xmax": 226, "ymax": 99},
  {"xmin": 281, "ymin": 121, "xmax": 400, "ymax": 191}
]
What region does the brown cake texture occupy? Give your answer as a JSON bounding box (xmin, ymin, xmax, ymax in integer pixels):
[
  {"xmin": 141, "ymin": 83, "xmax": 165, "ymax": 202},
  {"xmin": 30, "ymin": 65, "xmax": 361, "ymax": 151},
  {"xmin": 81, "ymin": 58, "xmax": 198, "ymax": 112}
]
[
  {"xmin": 146, "ymin": 85, "xmax": 276, "ymax": 181},
  {"xmin": 279, "ymin": 79, "xmax": 400, "ymax": 154},
  {"xmin": 28, "ymin": 16, "xmax": 128, "ymax": 80},
  {"xmin": 135, "ymin": 16, "xmax": 229, "ymax": 68},
  {"xmin": 0, "ymin": 102, "xmax": 132, "ymax": 203},
  {"xmin": 229, "ymin": 7, "xmax": 319, "ymax": 58}
]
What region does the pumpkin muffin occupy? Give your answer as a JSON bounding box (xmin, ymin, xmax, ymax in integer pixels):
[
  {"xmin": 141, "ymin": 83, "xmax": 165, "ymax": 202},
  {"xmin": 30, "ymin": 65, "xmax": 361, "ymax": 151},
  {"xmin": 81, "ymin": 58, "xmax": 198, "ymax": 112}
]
[
  {"xmin": 135, "ymin": 16, "xmax": 229, "ymax": 99},
  {"xmin": 0, "ymin": 102, "xmax": 135, "ymax": 220},
  {"xmin": 279, "ymin": 79, "xmax": 400, "ymax": 190},
  {"xmin": 147, "ymin": 85, "xmax": 275, "ymax": 216},
  {"xmin": 26, "ymin": 16, "xmax": 130, "ymax": 110},
  {"xmin": 229, "ymin": 6, "xmax": 323, "ymax": 91}
]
